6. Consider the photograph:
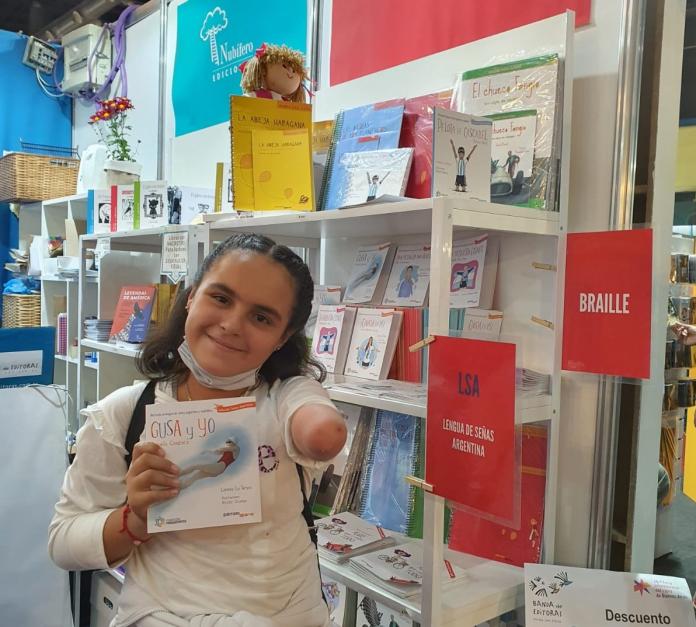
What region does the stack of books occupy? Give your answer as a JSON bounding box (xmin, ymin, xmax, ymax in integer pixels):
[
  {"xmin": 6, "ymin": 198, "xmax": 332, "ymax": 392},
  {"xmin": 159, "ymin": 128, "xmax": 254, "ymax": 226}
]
[
  {"xmin": 317, "ymin": 511, "xmax": 395, "ymax": 564},
  {"xmin": 83, "ymin": 317, "xmax": 112, "ymax": 342},
  {"xmin": 516, "ymin": 368, "xmax": 552, "ymax": 396}
]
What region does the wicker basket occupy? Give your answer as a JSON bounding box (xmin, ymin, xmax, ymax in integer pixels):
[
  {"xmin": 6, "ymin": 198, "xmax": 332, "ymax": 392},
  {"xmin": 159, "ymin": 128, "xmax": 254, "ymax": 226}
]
[
  {"xmin": 0, "ymin": 152, "xmax": 79, "ymax": 203},
  {"xmin": 2, "ymin": 294, "xmax": 41, "ymax": 328}
]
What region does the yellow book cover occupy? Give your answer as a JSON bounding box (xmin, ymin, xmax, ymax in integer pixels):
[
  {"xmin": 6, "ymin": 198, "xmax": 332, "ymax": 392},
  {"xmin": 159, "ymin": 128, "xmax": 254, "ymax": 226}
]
[
  {"xmin": 230, "ymin": 96, "xmax": 312, "ymax": 210},
  {"xmin": 252, "ymin": 129, "xmax": 313, "ymax": 211},
  {"xmin": 312, "ymin": 120, "xmax": 334, "ymax": 153}
]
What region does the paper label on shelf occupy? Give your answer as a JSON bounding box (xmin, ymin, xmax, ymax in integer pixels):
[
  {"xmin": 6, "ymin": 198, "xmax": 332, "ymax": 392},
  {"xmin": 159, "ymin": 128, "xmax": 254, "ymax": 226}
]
[
  {"xmin": 94, "ymin": 238, "xmax": 110, "ymax": 270},
  {"xmin": 161, "ymin": 231, "xmax": 189, "ymax": 284},
  {"xmin": 525, "ymin": 564, "xmax": 696, "ymax": 626},
  {"xmin": 562, "ymin": 229, "xmax": 652, "ymax": 379},
  {"xmin": 0, "ymin": 350, "xmax": 42, "ymax": 379},
  {"xmin": 426, "ymin": 336, "xmax": 516, "ymax": 522}
]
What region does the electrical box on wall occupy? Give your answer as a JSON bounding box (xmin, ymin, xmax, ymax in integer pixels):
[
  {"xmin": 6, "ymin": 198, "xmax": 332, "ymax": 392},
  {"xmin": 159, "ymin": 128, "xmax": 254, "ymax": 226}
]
[
  {"xmin": 22, "ymin": 36, "xmax": 59, "ymax": 73},
  {"xmin": 62, "ymin": 24, "xmax": 111, "ymax": 94}
]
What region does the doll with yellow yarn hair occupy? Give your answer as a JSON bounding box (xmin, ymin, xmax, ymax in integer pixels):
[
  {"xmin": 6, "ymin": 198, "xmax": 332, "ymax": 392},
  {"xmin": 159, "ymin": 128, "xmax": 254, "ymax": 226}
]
[{"xmin": 240, "ymin": 43, "xmax": 310, "ymax": 103}]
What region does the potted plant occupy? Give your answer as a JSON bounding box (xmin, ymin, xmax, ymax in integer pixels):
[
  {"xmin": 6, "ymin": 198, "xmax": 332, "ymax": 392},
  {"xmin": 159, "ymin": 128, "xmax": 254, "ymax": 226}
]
[{"xmin": 89, "ymin": 97, "xmax": 142, "ymax": 186}]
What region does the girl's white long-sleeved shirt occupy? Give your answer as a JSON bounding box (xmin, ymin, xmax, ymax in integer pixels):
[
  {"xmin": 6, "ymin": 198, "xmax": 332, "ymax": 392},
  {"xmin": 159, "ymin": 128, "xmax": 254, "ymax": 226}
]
[{"xmin": 49, "ymin": 377, "xmax": 335, "ymax": 627}]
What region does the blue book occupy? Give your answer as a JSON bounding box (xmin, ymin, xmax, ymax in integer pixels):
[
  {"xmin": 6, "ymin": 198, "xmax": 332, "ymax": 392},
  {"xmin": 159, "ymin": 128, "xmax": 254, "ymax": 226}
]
[
  {"xmin": 319, "ymin": 100, "xmax": 405, "ymax": 211},
  {"xmin": 0, "ymin": 327, "xmax": 55, "ymax": 387},
  {"xmin": 359, "ymin": 409, "xmax": 420, "ymax": 534}
]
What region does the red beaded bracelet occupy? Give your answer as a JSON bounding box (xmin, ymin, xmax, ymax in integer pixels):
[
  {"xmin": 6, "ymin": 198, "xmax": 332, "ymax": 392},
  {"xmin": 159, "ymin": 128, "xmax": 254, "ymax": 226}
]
[{"xmin": 119, "ymin": 504, "xmax": 150, "ymax": 545}]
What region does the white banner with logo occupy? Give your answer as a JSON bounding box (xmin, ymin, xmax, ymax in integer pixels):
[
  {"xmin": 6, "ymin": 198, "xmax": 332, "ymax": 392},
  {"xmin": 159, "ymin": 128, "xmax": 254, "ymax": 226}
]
[{"xmin": 525, "ymin": 564, "xmax": 695, "ymax": 626}]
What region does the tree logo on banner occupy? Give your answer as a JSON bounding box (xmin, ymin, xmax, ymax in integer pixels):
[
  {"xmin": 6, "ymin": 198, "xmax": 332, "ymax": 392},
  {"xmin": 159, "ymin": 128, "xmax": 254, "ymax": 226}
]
[
  {"xmin": 200, "ymin": 7, "xmax": 228, "ymax": 65},
  {"xmin": 198, "ymin": 6, "xmax": 253, "ymax": 78}
]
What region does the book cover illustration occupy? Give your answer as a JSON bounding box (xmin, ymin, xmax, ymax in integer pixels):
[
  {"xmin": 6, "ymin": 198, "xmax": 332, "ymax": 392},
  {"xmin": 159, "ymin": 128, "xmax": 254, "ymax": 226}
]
[
  {"xmin": 382, "ymin": 244, "xmax": 431, "ymax": 307},
  {"xmin": 251, "ymin": 128, "xmax": 313, "ymax": 211},
  {"xmin": 145, "ymin": 396, "xmax": 261, "ymax": 532},
  {"xmin": 455, "ymin": 55, "xmax": 560, "ymax": 209},
  {"xmin": 172, "ymin": 186, "xmax": 215, "ymax": 225},
  {"xmin": 432, "ymin": 108, "xmax": 492, "ymax": 202},
  {"xmin": 449, "ymin": 235, "xmax": 488, "ymax": 308},
  {"xmin": 135, "ymin": 180, "xmax": 168, "ymax": 230},
  {"xmin": 337, "ymin": 148, "xmax": 413, "ymax": 208},
  {"xmin": 343, "ymin": 242, "xmax": 393, "ymax": 304},
  {"xmin": 317, "ymin": 511, "xmax": 393, "ymax": 559},
  {"xmin": 343, "ymin": 308, "xmax": 402, "ymax": 381},
  {"xmin": 310, "ymin": 305, "xmax": 356, "ymax": 374},
  {"xmin": 357, "ymin": 595, "xmax": 406, "ymax": 627},
  {"xmin": 87, "ymin": 188, "xmax": 111, "ymax": 234},
  {"xmin": 305, "ymin": 285, "xmax": 343, "ymax": 338},
  {"xmin": 108, "ymin": 285, "xmax": 156, "ymax": 344},
  {"xmin": 230, "ymin": 96, "xmax": 312, "ymax": 211},
  {"xmin": 111, "ymin": 184, "xmax": 135, "ymax": 232},
  {"xmin": 488, "ymin": 110, "xmax": 537, "ymax": 207}
]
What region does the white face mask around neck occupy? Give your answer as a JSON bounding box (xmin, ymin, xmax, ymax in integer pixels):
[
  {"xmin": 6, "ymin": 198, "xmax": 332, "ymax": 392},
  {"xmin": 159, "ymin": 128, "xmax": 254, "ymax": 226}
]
[{"xmin": 177, "ymin": 338, "xmax": 259, "ymax": 390}]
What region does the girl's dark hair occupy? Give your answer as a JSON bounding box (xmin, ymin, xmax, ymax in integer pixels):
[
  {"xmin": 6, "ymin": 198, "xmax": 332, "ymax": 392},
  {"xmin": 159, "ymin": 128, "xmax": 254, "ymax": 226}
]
[{"xmin": 136, "ymin": 233, "xmax": 324, "ymax": 387}]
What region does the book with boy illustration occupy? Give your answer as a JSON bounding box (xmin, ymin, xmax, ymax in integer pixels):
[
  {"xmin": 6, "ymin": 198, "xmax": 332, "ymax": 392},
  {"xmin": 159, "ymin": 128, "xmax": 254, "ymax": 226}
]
[
  {"xmin": 317, "ymin": 511, "xmax": 395, "ymax": 564},
  {"xmin": 108, "ymin": 285, "xmax": 157, "ymax": 344},
  {"xmin": 343, "ymin": 308, "xmax": 403, "ymax": 380},
  {"xmin": 310, "ymin": 305, "xmax": 357, "ymax": 374},
  {"xmin": 449, "ymin": 235, "xmax": 489, "ymax": 308},
  {"xmin": 145, "ymin": 396, "xmax": 261, "ymax": 532},
  {"xmin": 134, "ymin": 180, "xmax": 168, "ymax": 229},
  {"xmin": 320, "ymin": 99, "xmax": 405, "ymax": 211},
  {"xmin": 382, "ymin": 244, "xmax": 431, "ymax": 307},
  {"xmin": 455, "ymin": 54, "xmax": 561, "ymax": 210},
  {"xmin": 110, "ymin": 184, "xmax": 135, "ymax": 232},
  {"xmin": 336, "ymin": 148, "xmax": 413, "ymax": 208},
  {"xmin": 432, "ymin": 108, "xmax": 492, "ymax": 202},
  {"xmin": 487, "ymin": 110, "xmax": 537, "ymax": 207},
  {"xmin": 87, "ymin": 188, "xmax": 111, "ymax": 234},
  {"xmin": 343, "ymin": 242, "xmax": 395, "ymax": 305}
]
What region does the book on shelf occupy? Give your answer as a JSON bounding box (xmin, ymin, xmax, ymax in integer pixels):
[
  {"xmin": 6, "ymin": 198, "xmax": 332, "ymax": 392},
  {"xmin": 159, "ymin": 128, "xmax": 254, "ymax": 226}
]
[
  {"xmin": 387, "ymin": 307, "xmax": 426, "ymax": 384},
  {"xmin": 320, "ymin": 99, "xmax": 405, "ymax": 211},
  {"xmin": 145, "ymin": 395, "xmax": 261, "ymax": 532},
  {"xmin": 108, "ymin": 285, "xmax": 156, "ymax": 344},
  {"xmin": 110, "ymin": 184, "xmax": 135, "ymax": 232},
  {"xmin": 382, "ymin": 244, "xmax": 431, "ymax": 307},
  {"xmin": 487, "ymin": 110, "xmax": 538, "ymax": 207},
  {"xmin": 214, "ymin": 162, "xmax": 233, "ymax": 213},
  {"xmin": 358, "ymin": 410, "xmax": 421, "ymax": 534},
  {"xmin": 343, "ymin": 308, "xmax": 403, "ymax": 381},
  {"xmin": 323, "ymin": 378, "xmax": 428, "ymax": 407},
  {"xmin": 400, "ymin": 90, "xmax": 453, "ymax": 199},
  {"xmin": 251, "ymin": 128, "xmax": 313, "ymax": 211},
  {"xmin": 150, "ymin": 282, "xmax": 179, "ymax": 328},
  {"xmin": 455, "ymin": 54, "xmax": 562, "ymax": 210},
  {"xmin": 343, "ymin": 242, "xmax": 395, "ymax": 305},
  {"xmin": 312, "ymin": 119, "xmax": 335, "ymax": 202},
  {"xmin": 432, "ymin": 107, "xmax": 492, "ymax": 202},
  {"xmin": 168, "ymin": 186, "xmax": 215, "ymax": 225},
  {"xmin": 87, "ymin": 188, "xmax": 111, "ymax": 234},
  {"xmin": 134, "ymin": 180, "xmax": 168, "ymax": 230},
  {"xmin": 335, "ymin": 147, "xmax": 413, "ymax": 209},
  {"xmin": 461, "ymin": 308, "xmax": 504, "ymax": 340},
  {"xmin": 321, "ymin": 577, "xmax": 346, "ymax": 627},
  {"xmin": 305, "ymin": 285, "xmax": 343, "ymax": 338},
  {"xmin": 516, "ymin": 368, "xmax": 552, "ymax": 396},
  {"xmin": 317, "ymin": 511, "xmax": 395, "ymax": 564},
  {"xmin": 229, "ymin": 95, "xmax": 312, "ymax": 211},
  {"xmin": 310, "ymin": 305, "xmax": 357, "ymax": 374},
  {"xmin": 349, "ymin": 540, "xmax": 466, "ymax": 599},
  {"xmin": 356, "ymin": 595, "xmax": 405, "ymax": 627},
  {"xmin": 449, "ymin": 234, "xmax": 499, "ymax": 309},
  {"xmin": 448, "ymin": 425, "xmax": 548, "ymax": 567}
]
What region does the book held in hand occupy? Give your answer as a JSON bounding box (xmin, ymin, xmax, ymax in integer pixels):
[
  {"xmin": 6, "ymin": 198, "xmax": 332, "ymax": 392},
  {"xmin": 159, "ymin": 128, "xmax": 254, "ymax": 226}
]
[
  {"xmin": 382, "ymin": 244, "xmax": 431, "ymax": 307},
  {"xmin": 145, "ymin": 396, "xmax": 261, "ymax": 532},
  {"xmin": 343, "ymin": 242, "xmax": 395, "ymax": 305},
  {"xmin": 310, "ymin": 305, "xmax": 357, "ymax": 374},
  {"xmin": 343, "ymin": 308, "xmax": 403, "ymax": 381},
  {"xmin": 317, "ymin": 511, "xmax": 395, "ymax": 563},
  {"xmin": 108, "ymin": 285, "xmax": 156, "ymax": 344}
]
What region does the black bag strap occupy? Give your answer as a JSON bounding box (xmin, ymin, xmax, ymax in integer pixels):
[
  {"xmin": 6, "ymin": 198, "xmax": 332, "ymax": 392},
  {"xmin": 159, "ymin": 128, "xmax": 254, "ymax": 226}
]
[
  {"xmin": 295, "ymin": 463, "xmax": 318, "ymax": 547},
  {"xmin": 124, "ymin": 380, "xmax": 156, "ymax": 468}
]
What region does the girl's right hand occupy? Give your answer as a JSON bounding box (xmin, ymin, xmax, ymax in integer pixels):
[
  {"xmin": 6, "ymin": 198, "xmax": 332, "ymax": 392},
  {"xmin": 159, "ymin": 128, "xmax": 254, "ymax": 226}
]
[{"xmin": 126, "ymin": 442, "xmax": 180, "ymax": 521}]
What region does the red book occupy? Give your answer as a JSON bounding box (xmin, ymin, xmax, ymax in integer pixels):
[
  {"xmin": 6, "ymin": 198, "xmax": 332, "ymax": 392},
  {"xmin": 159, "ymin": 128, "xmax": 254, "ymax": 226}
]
[
  {"xmin": 448, "ymin": 425, "xmax": 548, "ymax": 567},
  {"xmin": 109, "ymin": 285, "xmax": 157, "ymax": 344},
  {"xmin": 400, "ymin": 91, "xmax": 452, "ymax": 198},
  {"xmin": 110, "ymin": 185, "xmax": 118, "ymax": 232}
]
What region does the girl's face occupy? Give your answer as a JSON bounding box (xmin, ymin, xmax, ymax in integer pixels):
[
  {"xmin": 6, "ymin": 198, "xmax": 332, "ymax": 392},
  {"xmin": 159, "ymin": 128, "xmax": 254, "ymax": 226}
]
[
  {"xmin": 185, "ymin": 250, "xmax": 295, "ymax": 377},
  {"xmin": 265, "ymin": 61, "xmax": 302, "ymax": 96}
]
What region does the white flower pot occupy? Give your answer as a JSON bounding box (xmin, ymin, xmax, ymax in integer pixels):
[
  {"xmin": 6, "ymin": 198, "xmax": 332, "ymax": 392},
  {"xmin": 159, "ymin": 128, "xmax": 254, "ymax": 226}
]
[{"xmin": 104, "ymin": 160, "xmax": 142, "ymax": 186}]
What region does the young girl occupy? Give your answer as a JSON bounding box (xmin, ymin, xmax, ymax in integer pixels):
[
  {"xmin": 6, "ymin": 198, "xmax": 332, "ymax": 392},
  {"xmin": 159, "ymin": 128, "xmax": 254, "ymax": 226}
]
[{"xmin": 49, "ymin": 233, "xmax": 347, "ymax": 627}]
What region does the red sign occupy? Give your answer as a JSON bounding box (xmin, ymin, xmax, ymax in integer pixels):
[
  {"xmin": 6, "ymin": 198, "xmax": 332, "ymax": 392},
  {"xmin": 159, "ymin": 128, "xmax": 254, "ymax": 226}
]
[
  {"xmin": 330, "ymin": 0, "xmax": 591, "ymax": 86},
  {"xmin": 562, "ymin": 229, "xmax": 652, "ymax": 378},
  {"xmin": 426, "ymin": 336, "xmax": 516, "ymax": 521}
]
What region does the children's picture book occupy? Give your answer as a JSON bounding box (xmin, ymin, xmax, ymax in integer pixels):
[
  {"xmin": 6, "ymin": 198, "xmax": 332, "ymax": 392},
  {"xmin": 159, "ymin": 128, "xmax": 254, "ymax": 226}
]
[
  {"xmin": 170, "ymin": 186, "xmax": 215, "ymax": 225},
  {"xmin": 449, "ymin": 235, "xmax": 488, "ymax": 308},
  {"xmin": 108, "ymin": 285, "xmax": 156, "ymax": 344},
  {"xmin": 214, "ymin": 162, "xmax": 233, "ymax": 213},
  {"xmin": 87, "ymin": 188, "xmax": 111, "ymax": 234},
  {"xmin": 251, "ymin": 128, "xmax": 313, "ymax": 211},
  {"xmin": 343, "ymin": 242, "xmax": 395, "ymax": 305},
  {"xmin": 110, "ymin": 184, "xmax": 135, "ymax": 232},
  {"xmin": 357, "ymin": 595, "xmax": 407, "ymax": 627},
  {"xmin": 461, "ymin": 308, "xmax": 503, "ymax": 340},
  {"xmin": 317, "ymin": 511, "xmax": 395, "ymax": 563},
  {"xmin": 343, "ymin": 308, "xmax": 403, "ymax": 381},
  {"xmin": 134, "ymin": 180, "xmax": 168, "ymax": 230},
  {"xmin": 321, "ymin": 577, "xmax": 346, "ymax": 626},
  {"xmin": 305, "ymin": 285, "xmax": 343, "ymax": 338},
  {"xmin": 455, "ymin": 55, "xmax": 561, "ymax": 210},
  {"xmin": 488, "ymin": 110, "xmax": 537, "ymax": 207},
  {"xmin": 310, "ymin": 305, "xmax": 357, "ymax": 374},
  {"xmin": 336, "ymin": 148, "xmax": 413, "ymax": 208},
  {"xmin": 145, "ymin": 395, "xmax": 261, "ymax": 532},
  {"xmin": 432, "ymin": 108, "xmax": 492, "ymax": 202},
  {"xmin": 230, "ymin": 96, "xmax": 312, "ymax": 211},
  {"xmin": 400, "ymin": 90, "xmax": 453, "ymax": 199},
  {"xmin": 382, "ymin": 244, "xmax": 431, "ymax": 307},
  {"xmin": 320, "ymin": 99, "xmax": 405, "ymax": 211}
]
